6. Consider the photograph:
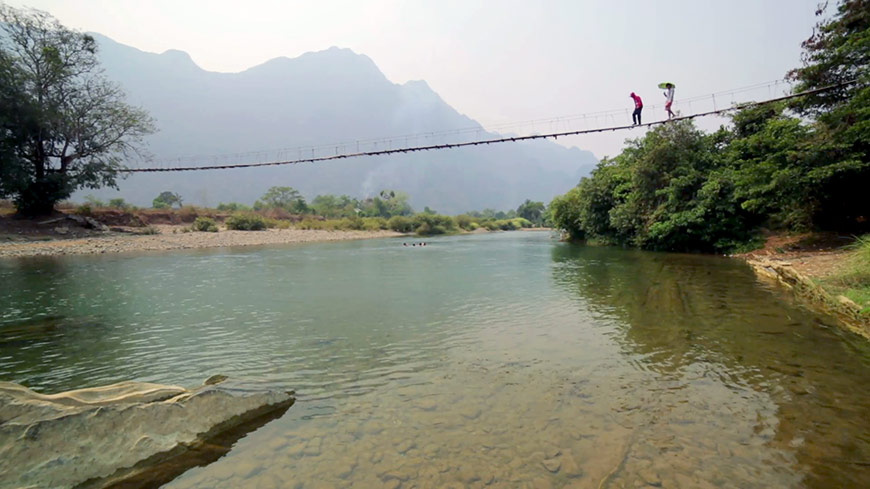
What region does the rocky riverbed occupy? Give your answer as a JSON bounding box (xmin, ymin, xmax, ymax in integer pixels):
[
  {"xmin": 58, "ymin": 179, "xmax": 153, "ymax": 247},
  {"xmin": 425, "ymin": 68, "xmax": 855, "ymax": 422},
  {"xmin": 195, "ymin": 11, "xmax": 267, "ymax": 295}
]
[{"xmin": 0, "ymin": 226, "xmax": 403, "ymax": 258}]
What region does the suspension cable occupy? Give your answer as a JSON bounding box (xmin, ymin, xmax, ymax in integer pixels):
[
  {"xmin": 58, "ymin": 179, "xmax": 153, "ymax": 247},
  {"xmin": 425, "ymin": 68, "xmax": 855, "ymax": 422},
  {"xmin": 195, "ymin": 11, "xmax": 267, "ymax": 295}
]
[{"xmin": 123, "ymin": 80, "xmax": 856, "ymax": 173}]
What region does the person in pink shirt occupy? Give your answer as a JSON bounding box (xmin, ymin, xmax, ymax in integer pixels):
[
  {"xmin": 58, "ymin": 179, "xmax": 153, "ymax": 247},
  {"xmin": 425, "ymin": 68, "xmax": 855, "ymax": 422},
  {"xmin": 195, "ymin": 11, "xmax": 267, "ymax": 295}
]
[{"xmin": 630, "ymin": 92, "xmax": 643, "ymax": 125}]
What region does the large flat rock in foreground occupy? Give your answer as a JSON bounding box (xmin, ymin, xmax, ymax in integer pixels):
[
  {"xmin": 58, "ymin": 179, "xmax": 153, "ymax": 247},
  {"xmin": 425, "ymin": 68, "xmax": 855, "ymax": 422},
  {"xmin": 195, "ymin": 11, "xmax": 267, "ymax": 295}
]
[{"xmin": 0, "ymin": 376, "xmax": 294, "ymax": 488}]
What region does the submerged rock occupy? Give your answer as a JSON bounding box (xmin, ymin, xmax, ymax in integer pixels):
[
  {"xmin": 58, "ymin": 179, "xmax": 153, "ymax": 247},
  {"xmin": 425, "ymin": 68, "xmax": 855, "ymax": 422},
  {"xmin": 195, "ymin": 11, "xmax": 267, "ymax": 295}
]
[{"xmin": 0, "ymin": 377, "xmax": 294, "ymax": 488}]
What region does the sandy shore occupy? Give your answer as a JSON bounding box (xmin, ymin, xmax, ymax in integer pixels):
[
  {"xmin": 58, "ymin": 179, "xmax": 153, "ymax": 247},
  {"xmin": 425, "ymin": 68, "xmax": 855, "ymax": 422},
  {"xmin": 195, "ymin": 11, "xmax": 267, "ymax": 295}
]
[{"xmin": 0, "ymin": 226, "xmax": 404, "ymax": 258}]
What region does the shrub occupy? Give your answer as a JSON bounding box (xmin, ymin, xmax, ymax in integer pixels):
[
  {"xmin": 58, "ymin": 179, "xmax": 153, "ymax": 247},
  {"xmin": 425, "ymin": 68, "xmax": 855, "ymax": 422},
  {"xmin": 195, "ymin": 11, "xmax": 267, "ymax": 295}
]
[
  {"xmin": 108, "ymin": 198, "xmax": 130, "ymax": 210},
  {"xmin": 412, "ymin": 213, "xmax": 456, "ymax": 235},
  {"xmin": 83, "ymin": 195, "xmax": 105, "ymax": 207},
  {"xmin": 342, "ymin": 217, "xmax": 365, "ymax": 230},
  {"xmin": 362, "ymin": 217, "xmax": 388, "ymax": 231},
  {"xmin": 262, "ymin": 207, "xmax": 292, "ymax": 220},
  {"xmin": 388, "ymin": 215, "xmax": 415, "ymax": 233},
  {"xmin": 217, "ymin": 202, "xmax": 250, "ymax": 212},
  {"xmin": 455, "ymin": 214, "xmax": 477, "ymax": 231},
  {"xmin": 76, "ymin": 204, "xmax": 93, "ymax": 216},
  {"xmin": 226, "ymin": 213, "xmax": 267, "ymax": 230},
  {"xmin": 497, "ymin": 219, "xmax": 517, "ymax": 231},
  {"xmin": 263, "ymin": 217, "xmax": 291, "ymax": 229},
  {"xmin": 192, "ymin": 217, "xmax": 219, "ymax": 232},
  {"xmin": 512, "ymin": 217, "xmax": 533, "ymax": 228},
  {"xmin": 296, "ymin": 219, "xmax": 323, "ymax": 230},
  {"xmin": 178, "ymin": 205, "xmax": 200, "ymax": 222}
]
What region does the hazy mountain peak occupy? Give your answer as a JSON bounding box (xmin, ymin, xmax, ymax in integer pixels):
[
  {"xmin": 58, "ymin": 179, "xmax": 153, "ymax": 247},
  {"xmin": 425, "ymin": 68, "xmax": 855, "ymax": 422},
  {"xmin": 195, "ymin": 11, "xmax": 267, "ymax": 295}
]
[
  {"xmin": 240, "ymin": 46, "xmax": 386, "ymax": 84},
  {"xmin": 159, "ymin": 49, "xmax": 194, "ymax": 62},
  {"xmin": 403, "ymin": 79, "xmax": 431, "ymax": 90},
  {"xmin": 86, "ymin": 35, "xmax": 597, "ymax": 213},
  {"xmin": 157, "ymin": 48, "xmax": 201, "ymax": 71}
]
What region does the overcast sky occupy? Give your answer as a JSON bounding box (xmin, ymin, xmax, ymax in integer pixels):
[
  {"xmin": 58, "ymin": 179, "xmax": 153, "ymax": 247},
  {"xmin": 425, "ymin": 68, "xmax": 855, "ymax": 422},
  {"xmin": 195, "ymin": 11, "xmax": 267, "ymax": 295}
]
[{"xmin": 7, "ymin": 0, "xmax": 822, "ymax": 158}]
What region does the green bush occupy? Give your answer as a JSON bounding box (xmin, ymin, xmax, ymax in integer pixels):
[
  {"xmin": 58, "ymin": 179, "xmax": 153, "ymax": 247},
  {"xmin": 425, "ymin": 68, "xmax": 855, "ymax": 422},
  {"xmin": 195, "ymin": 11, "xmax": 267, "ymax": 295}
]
[
  {"xmin": 388, "ymin": 215, "xmax": 415, "ymax": 233},
  {"xmin": 217, "ymin": 202, "xmax": 251, "ymax": 212},
  {"xmin": 262, "ymin": 217, "xmax": 291, "ymax": 229},
  {"xmin": 108, "ymin": 198, "xmax": 130, "ymax": 210},
  {"xmin": 83, "ymin": 195, "xmax": 105, "ymax": 207},
  {"xmin": 455, "ymin": 214, "xmax": 477, "ymax": 231},
  {"xmin": 225, "ymin": 213, "xmax": 267, "ymax": 231},
  {"xmin": 497, "ymin": 219, "xmax": 518, "ymax": 231},
  {"xmin": 362, "ymin": 217, "xmax": 388, "ymax": 231},
  {"xmin": 192, "ymin": 217, "xmax": 218, "ymax": 232},
  {"xmin": 483, "ymin": 220, "xmax": 500, "ymax": 231},
  {"xmin": 345, "ymin": 216, "xmax": 365, "ymax": 230},
  {"xmin": 512, "ymin": 217, "xmax": 533, "ymax": 228},
  {"xmin": 412, "ymin": 213, "xmax": 456, "ymax": 235},
  {"xmin": 296, "ymin": 218, "xmax": 324, "ymax": 230}
]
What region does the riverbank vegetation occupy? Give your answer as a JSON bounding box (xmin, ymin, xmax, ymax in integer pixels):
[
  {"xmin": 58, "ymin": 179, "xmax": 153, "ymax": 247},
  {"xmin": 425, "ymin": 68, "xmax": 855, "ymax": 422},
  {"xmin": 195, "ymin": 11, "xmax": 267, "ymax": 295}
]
[
  {"xmin": 0, "ymin": 182, "xmax": 546, "ymax": 238},
  {"xmin": 820, "ymin": 235, "xmax": 870, "ymax": 315},
  {"xmin": 549, "ymin": 0, "xmax": 868, "ymax": 253}
]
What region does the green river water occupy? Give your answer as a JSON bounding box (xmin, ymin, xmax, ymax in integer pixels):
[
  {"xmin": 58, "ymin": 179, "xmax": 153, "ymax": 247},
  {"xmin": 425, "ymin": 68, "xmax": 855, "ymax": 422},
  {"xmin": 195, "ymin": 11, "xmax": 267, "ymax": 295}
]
[{"xmin": 2, "ymin": 231, "xmax": 870, "ymax": 488}]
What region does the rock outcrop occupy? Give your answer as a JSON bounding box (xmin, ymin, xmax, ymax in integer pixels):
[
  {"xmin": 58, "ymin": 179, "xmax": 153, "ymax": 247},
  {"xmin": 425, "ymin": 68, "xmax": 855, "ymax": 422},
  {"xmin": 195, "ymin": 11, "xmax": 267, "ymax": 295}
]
[
  {"xmin": 746, "ymin": 257, "xmax": 870, "ymax": 339},
  {"xmin": 0, "ymin": 377, "xmax": 294, "ymax": 488}
]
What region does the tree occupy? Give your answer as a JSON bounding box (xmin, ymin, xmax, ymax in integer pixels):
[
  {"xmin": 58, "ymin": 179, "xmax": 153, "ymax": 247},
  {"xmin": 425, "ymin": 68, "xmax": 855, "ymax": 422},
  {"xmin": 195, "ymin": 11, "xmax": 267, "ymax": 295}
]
[
  {"xmin": 723, "ymin": 103, "xmax": 819, "ymax": 229},
  {"xmin": 0, "ymin": 6, "xmax": 155, "ymax": 215},
  {"xmin": 256, "ymin": 186, "xmax": 308, "ymax": 213},
  {"xmin": 516, "ymin": 199, "xmax": 546, "ymax": 225},
  {"xmin": 152, "ymin": 191, "xmax": 182, "ymax": 209},
  {"xmin": 549, "ymin": 120, "xmax": 754, "ymax": 252},
  {"xmin": 108, "ymin": 198, "xmax": 130, "ymax": 209},
  {"xmin": 362, "ymin": 190, "xmax": 412, "ymax": 218},
  {"xmin": 311, "ymin": 194, "xmax": 358, "ymax": 218},
  {"xmin": 549, "ymin": 187, "xmax": 585, "ymax": 240},
  {"xmin": 787, "ymin": 0, "xmax": 870, "ymax": 230}
]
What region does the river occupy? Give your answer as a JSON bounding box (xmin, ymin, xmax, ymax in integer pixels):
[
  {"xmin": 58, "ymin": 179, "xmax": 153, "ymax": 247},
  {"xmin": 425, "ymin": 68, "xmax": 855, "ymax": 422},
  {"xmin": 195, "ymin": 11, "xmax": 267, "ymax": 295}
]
[{"xmin": 2, "ymin": 231, "xmax": 869, "ymax": 488}]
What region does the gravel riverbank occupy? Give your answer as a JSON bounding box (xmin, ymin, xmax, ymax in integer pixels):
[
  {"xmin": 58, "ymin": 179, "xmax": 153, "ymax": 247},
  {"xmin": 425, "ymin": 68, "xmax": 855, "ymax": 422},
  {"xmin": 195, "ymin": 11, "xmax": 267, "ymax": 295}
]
[{"xmin": 0, "ymin": 226, "xmax": 404, "ymax": 258}]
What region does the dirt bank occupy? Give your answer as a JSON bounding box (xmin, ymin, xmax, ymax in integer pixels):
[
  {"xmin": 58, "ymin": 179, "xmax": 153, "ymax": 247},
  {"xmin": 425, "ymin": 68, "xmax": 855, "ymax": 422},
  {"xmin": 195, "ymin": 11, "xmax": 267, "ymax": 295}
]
[
  {"xmin": 0, "ymin": 224, "xmax": 403, "ymax": 258},
  {"xmin": 737, "ymin": 233, "xmax": 870, "ymax": 338}
]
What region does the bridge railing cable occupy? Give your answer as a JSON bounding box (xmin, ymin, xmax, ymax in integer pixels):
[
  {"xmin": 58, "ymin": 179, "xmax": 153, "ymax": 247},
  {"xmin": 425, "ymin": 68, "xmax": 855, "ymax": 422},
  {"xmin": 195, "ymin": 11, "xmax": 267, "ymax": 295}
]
[
  {"xmin": 129, "ymin": 79, "xmax": 794, "ymax": 169},
  {"xmin": 123, "ymin": 80, "xmax": 856, "ymax": 173}
]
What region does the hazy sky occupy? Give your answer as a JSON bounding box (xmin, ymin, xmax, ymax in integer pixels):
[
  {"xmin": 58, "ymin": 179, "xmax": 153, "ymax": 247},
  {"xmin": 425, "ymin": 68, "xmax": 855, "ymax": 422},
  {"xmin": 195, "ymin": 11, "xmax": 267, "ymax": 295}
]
[{"xmin": 6, "ymin": 0, "xmax": 822, "ymax": 158}]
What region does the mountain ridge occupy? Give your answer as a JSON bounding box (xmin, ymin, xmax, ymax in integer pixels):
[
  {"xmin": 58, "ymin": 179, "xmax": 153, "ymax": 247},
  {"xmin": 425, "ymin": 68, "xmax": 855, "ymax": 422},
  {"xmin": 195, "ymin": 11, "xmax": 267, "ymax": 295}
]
[{"xmin": 83, "ymin": 34, "xmax": 598, "ymax": 213}]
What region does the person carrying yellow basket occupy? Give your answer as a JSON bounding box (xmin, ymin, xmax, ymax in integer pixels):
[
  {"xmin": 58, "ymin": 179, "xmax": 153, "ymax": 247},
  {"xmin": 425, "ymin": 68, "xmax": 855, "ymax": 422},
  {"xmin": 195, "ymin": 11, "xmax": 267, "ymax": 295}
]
[{"xmin": 659, "ymin": 82, "xmax": 676, "ymax": 119}]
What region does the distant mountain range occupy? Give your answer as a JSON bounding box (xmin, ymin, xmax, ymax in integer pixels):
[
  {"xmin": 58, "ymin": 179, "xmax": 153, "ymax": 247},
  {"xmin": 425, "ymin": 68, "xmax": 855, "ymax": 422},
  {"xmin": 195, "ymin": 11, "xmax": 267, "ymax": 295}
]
[{"xmin": 84, "ymin": 34, "xmax": 598, "ymax": 214}]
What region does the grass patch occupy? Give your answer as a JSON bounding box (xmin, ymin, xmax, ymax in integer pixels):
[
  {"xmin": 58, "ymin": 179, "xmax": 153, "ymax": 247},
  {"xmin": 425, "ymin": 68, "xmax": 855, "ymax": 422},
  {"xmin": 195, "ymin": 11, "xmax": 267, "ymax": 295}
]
[{"xmin": 821, "ymin": 235, "xmax": 870, "ymax": 314}]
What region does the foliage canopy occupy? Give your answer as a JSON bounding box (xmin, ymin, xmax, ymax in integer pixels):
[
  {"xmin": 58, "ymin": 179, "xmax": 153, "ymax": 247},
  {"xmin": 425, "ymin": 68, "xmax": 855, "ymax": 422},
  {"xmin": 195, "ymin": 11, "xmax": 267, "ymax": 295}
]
[
  {"xmin": 0, "ymin": 5, "xmax": 155, "ymax": 215},
  {"xmin": 549, "ymin": 0, "xmax": 869, "ymax": 252}
]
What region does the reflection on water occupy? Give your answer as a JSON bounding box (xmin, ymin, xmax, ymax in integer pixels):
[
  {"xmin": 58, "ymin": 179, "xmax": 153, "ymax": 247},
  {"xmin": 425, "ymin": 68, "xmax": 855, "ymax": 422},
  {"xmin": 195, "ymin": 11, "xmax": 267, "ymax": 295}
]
[
  {"xmin": 551, "ymin": 245, "xmax": 870, "ymax": 488},
  {"xmin": 2, "ymin": 233, "xmax": 870, "ymax": 488}
]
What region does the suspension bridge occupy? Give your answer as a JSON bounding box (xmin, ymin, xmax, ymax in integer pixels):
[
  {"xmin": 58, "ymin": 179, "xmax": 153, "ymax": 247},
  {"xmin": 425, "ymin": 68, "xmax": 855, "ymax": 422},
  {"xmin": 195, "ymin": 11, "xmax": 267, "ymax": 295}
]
[{"xmin": 122, "ymin": 80, "xmax": 856, "ymax": 174}]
